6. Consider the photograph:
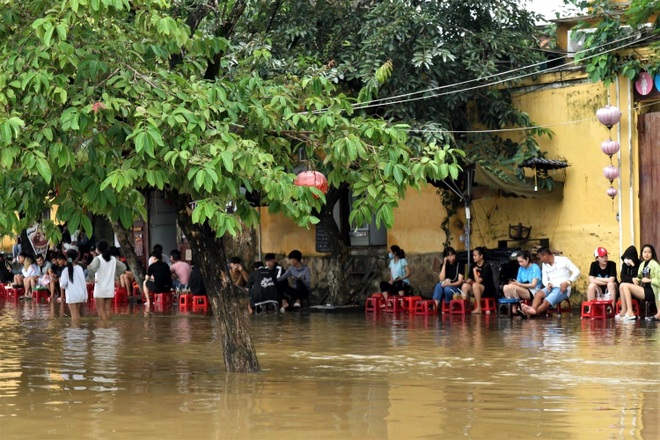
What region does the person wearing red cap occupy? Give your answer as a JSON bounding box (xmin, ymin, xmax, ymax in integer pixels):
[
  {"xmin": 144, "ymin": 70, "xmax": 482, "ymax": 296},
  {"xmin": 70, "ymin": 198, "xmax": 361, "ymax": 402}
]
[{"xmin": 586, "ymin": 247, "xmax": 618, "ymax": 308}]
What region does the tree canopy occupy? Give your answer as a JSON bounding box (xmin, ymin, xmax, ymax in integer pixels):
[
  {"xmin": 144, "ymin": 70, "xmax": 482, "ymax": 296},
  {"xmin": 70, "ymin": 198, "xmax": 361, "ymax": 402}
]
[
  {"xmin": 566, "ymin": 0, "xmax": 660, "ymax": 84},
  {"xmin": 0, "ymin": 0, "xmax": 463, "ymax": 241}
]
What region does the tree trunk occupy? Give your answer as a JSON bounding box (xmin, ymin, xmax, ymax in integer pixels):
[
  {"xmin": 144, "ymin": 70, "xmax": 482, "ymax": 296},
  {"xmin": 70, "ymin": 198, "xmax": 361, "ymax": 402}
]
[
  {"xmin": 113, "ymin": 221, "xmax": 145, "ymax": 297},
  {"xmin": 92, "ymin": 214, "xmax": 115, "ymax": 244},
  {"xmin": 170, "ymin": 193, "xmax": 260, "ymax": 373},
  {"xmin": 315, "ymin": 187, "xmax": 351, "ymax": 305},
  {"xmin": 224, "ymin": 219, "xmax": 257, "ymax": 269}
]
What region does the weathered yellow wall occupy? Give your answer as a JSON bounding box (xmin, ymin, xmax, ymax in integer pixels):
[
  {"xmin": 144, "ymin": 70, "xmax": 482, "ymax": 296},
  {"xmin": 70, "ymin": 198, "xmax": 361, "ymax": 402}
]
[
  {"xmin": 386, "ymin": 73, "xmax": 641, "ymax": 293},
  {"xmin": 459, "ymin": 74, "xmax": 638, "ymax": 292},
  {"xmin": 387, "ymin": 184, "xmax": 452, "ymax": 254},
  {"xmin": 259, "ymin": 207, "xmax": 317, "ymax": 257}
]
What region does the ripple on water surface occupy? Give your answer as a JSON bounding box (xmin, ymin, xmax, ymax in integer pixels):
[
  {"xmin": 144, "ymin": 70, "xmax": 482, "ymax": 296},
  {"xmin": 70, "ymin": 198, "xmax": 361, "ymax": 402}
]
[{"xmin": 0, "ymin": 301, "xmax": 658, "ymax": 439}]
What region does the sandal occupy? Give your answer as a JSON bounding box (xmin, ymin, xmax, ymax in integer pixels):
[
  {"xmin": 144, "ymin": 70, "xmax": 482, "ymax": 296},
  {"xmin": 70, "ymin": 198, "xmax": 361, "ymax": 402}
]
[{"xmin": 516, "ymin": 308, "xmax": 529, "ymax": 320}]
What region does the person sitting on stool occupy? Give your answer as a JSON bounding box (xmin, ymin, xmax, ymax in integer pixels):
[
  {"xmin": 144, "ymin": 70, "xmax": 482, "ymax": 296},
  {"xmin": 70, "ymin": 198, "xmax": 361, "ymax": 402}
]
[
  {"xmin": 277, "ymin": 250, "xmax": 311, "ymax": 312},
  {"xmin": 143, "ymin": 251, "xmax": 172, "ymax": 307}
]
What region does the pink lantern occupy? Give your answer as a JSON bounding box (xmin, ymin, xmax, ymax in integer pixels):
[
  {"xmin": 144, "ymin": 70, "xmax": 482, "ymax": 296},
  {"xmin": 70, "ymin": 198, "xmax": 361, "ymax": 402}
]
[
  {"xmin": 596, "ymin": 105, "xmax": 622, "ymax": 129},
  {"xmin": 294, "ymin": 171, "xmax": 329, "ymax": 197},
  {"xmin": 606, "ymin": 187, "xmax": 618, "ymax": 199},
  {"xmin": 603, "ymin": 165, "xmax": 619, "ymax": 183},
  {"xmin": 600, "ymin": 139, "xmax": 620, "ymax": 158}
]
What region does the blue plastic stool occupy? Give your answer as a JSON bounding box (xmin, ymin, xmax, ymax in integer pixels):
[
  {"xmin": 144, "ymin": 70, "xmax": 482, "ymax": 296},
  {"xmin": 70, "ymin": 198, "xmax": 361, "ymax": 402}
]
[{"xmin": 498, "ymin": 298, "xmax": 520, "ymax": 318}]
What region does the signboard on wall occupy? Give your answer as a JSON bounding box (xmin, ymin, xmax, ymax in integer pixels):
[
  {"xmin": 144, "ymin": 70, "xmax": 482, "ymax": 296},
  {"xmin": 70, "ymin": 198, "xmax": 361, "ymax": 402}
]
[{"xmin": 315, "ymin": 225, "xmax": 332, "ymax": 253}]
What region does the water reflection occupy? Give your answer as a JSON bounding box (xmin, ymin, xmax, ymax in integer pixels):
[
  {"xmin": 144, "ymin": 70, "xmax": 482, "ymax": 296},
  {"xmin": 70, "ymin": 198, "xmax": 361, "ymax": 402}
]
[{"xmin": 0, "ymin": 300, "xmax": 658, "ymax": 439}]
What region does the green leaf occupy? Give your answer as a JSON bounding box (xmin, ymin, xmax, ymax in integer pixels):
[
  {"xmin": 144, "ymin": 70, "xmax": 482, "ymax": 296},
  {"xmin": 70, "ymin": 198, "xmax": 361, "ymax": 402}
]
[{"xmin": 35, "ymin": 158, "xmax": 52, "ymax": 183}]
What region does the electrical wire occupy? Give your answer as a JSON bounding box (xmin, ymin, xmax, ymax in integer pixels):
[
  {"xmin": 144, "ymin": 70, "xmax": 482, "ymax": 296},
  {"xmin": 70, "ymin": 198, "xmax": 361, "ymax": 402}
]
[
  {"xmin": 408, "ymin": 99, "xmax": 660, "ymax": 135},
  {"xmin": 350, "ymin": 34, "xmax": 655, "ymax": 112},
  {"xmin": 351, "ymin": 33, "xmax": 640, "ymax": 108}
]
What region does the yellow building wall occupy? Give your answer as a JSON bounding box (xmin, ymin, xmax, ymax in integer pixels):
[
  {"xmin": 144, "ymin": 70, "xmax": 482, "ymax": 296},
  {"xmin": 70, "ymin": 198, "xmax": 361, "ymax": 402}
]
[
  {"xmin": 387, "ymin": 184, "xmax": 452, "ymax": 254},
  {"xmin": 393, "ymin": 73, "xmax": 640, "ymax": 292},
  {"xmin": 259, "ymin": 207, "xmax": 318, "ymax": 257}
]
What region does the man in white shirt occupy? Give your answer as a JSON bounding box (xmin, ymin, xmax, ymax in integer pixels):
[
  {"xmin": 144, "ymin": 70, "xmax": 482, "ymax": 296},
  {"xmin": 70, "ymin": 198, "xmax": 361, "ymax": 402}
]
[{"xmin": 521, "ymin": 247, "xmax": 580, "ymax": 317}]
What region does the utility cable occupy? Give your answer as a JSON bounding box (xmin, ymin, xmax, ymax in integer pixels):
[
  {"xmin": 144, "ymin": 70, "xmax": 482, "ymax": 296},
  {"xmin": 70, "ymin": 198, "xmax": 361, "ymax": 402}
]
[
  {"xmin": 352, "ymin": 33, "xmax": 640, "ymax": 108},
  {"xmin": 350, "ymin": 34, "xmax": 654, "ymax": 112}
]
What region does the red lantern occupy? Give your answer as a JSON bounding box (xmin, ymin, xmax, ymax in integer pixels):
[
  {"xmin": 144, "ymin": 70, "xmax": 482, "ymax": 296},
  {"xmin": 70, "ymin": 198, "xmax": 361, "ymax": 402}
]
[
  {"xmin": 294, "ymin": 171, "xmax": 328, "ymax": 196},
  {"xmin": 600, "ymin": 139, "xmax": 620, "ymax": 158}
]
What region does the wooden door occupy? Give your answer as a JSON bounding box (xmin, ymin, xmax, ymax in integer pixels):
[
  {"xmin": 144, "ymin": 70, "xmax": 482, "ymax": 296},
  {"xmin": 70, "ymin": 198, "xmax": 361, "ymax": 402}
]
[{"xmin": 638, "ymin": 112, "xmax": 660, "ymax": 246}]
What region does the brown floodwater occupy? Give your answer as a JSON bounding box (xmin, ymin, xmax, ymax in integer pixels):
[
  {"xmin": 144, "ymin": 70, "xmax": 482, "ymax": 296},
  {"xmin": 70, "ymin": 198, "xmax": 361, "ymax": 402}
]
[{"xmin": 0, "ymin": 300, "xmax": 658, "ymax": 439}]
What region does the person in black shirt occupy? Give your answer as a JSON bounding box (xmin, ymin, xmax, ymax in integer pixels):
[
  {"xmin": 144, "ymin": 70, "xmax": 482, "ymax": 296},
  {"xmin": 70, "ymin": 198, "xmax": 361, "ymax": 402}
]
[
  {"xmin": 246, "ymin": 253, "xmax": 281, "ymax": 314},
  {"xmin": 432, "ymin": 247, "xmax": 464, "ymax": 307},
  {"xmin": 0, "ymin": 254, "xmax": 13, "ymax": 284},
  {"xmin": 143, "ymin": 251, "xmax": 172, "ymax": 306},
  {"xmin": 586, "ymin": 247, "xmax": 618, "ymax": 306},
  {"xmin": 188, "ymin": 265, "xmax": 207, "ymax": 296},
  {"xmin": 620, "ymin": 245, "xmax": 639, "ymax": 285},
  {"xmin": 461, "ymin": 246, "xmax": 496, "ymax": 314}
]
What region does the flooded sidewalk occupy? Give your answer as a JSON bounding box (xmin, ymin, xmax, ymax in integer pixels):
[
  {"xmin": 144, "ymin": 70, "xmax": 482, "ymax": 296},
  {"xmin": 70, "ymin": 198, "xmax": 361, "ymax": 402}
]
[{"xmin": 0, "ymin": 301, "xmax": 658, "ymax": 439}]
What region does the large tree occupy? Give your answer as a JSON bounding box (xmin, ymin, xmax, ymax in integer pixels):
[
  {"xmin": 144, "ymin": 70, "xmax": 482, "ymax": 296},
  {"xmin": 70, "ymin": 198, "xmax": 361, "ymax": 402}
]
[
  {"xmin": 230, "ymin": 0, "xmax": 554, "ymax": 290},
  {"xmin": 0, "ymin": 0, "xmax": 461, "ymax": 371}
]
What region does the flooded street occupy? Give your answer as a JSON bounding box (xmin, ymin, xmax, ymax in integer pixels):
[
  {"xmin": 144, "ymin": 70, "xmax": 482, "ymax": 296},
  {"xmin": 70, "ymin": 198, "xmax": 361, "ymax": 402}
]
[{"xmin": 0, "ymin": 301, "xmax": 658, "ymax": 439}]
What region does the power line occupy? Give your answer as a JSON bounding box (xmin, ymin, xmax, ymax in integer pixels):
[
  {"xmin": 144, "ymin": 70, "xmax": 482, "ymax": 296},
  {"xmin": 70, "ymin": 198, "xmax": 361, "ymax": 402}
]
[
  {"xmin": 409, "ymin": 100, "xmax": 660, "ymax": 135},
  {"xmin": 352, "ymin": 33, "xmax": 640, "ymax": 109},
  {"xmin": 350, "ymin": 34, "xmax": 655, "ymax": 112}
]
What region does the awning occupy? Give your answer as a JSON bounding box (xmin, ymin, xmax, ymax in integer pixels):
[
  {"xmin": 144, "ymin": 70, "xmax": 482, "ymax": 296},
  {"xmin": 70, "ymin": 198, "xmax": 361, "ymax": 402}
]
[{"xmin": 473, "ymin": 164, "xmax": 564, "ymax": 200}]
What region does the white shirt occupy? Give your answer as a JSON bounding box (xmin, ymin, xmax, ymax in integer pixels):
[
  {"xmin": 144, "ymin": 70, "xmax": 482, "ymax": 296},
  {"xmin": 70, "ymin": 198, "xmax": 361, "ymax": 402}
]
[
  {"xmin": 59, "ymin": 265, "xmax": 87, "ymax": 304},
  {"xmin": 542, "ymin": 255, "xmax": 581, "ymax": 289},
  {"xmin": 87, "ymin": 255, "xmax": 125, "ymax": 298}
]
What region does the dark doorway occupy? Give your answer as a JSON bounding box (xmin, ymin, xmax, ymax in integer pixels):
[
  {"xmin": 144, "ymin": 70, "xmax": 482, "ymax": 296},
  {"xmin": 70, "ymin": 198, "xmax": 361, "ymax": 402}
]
[{"xmin": 638, "ymin": 112, "xmax": 660, "ymax": 246}]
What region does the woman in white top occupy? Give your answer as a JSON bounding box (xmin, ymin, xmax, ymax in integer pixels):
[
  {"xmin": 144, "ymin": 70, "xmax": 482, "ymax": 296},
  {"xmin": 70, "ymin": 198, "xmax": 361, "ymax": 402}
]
[
  {"xmin": 16, "ymin": 255, "xmax": 39, "ymax": 299},
  {"xmin": 379, "ymin": 245, "xmax": 412, "ymax": 300},
  {"xmin": 59, "ymin": 249, "xmax": 87, "ymax": 326},
  {"xmin": 86, "ymin": 241, "xmax": 126, "ymax": 321}
]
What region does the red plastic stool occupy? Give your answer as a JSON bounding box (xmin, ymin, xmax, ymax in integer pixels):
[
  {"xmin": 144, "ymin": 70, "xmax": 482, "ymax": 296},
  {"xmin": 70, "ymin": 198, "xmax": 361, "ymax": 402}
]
[
  {"xmin": 385, "ymin": 297, "xmax": 403, "ymax": 313},
  {"xmin": 401, "ymin": 296, "xmax": 422, "ymax": 312},
  {"xmin": 154, "ymin": 292, "xmax": 173, "ymax": 306},
  {"xmin": 370, "ymin": 292, "xmax": 385, "ymax": 299},
  {"xmin": 615, "ymin": 299, "xmax": 639, "ymax": 316},
  {"xmin": 5, "ymin": 287, "xmax": 24, "ymax": 301},
  {"xmin": 365, "ymin": 297, "xmax": 382, "ymax": 313},
  {"xmin": 0, "ymin": 284, "xmax": 6, "ymax": 298},
  {"xmin": 414, "ymin": 299, "xmax": 437, "ymax": 315},
  {"xmin": 580, "ymin": 301, "xmax": 593, "ymax": 319},
  {"xmin": 449, "ymin": 299, "xmax": 471, "ymax": 315},
  {"xmin": 441, "ymin": 301, "xmax": 451, "ymax": 314},
  {"xmin": 32, "ymin": 288, "xmax": 50, "ymax": 303},
  {"xmin": 480, "ymin": 297, "xmax": 496, "ymax": 314},
  {"xmin": 114, "ymin": 287, "xmax": 128, "ymax": 305},
  {"xmin": 86, "ymin": 283, "xmax": 95, "ymax": 302},
  {"xmin": 547, "ymin": 299, "xmax": 572, "ymax": 317},
  {"xmin": 178, "ymin": 294, "xmax": 194, "ymax": 310},
  {"xmin": 192, "ymin": 295, "xmax": 209, "ymax": 311}
]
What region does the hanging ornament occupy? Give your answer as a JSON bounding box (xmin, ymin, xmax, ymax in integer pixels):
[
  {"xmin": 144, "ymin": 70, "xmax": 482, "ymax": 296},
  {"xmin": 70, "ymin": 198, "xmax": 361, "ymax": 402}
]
[
  {"xmin": 294, "ymin": 171, "xmax": 329, "ymax": 196},
  {"xmin": 606, "ymin": 186, "xmax": 618, "ymax": 199},
  {"xmin": 600, "ymin": 139, "xmax": 620, "ymax": 158},
  {"xmin": 596, "ymin": 105, "xmax": 622, "ymax": 129},
  {"xmin": 603, "ymin": 165, "xmax": 620, "ymax": 183}
]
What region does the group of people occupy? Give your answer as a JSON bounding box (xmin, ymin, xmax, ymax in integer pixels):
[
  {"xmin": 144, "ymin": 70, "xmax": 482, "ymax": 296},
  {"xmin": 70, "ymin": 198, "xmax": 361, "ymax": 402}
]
[
  {"xmin": 430, "ymin": 246, "xmax": 498, "ymax": 314},
  {"xmin": 427, "ymin": 243, "xmax": 660, "ymax": 322},
  {"xmin": 228, "ymin": 250, "xmax": 312, "ymax": 314}
]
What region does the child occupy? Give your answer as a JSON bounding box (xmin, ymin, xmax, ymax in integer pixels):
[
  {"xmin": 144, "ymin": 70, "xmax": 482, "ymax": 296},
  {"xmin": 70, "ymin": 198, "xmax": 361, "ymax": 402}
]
[{"xmin": 59, "ymin": 249, "xmax": 87, "ymax": 326}]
